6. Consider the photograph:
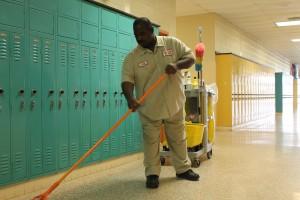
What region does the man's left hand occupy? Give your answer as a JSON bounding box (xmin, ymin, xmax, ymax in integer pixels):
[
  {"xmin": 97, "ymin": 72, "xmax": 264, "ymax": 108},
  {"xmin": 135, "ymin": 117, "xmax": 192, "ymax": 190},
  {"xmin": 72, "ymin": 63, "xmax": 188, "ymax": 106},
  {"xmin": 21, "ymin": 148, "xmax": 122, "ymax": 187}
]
[{"xmin": 165, "ymin": 63, "xmax": 177, "ymax": 74}]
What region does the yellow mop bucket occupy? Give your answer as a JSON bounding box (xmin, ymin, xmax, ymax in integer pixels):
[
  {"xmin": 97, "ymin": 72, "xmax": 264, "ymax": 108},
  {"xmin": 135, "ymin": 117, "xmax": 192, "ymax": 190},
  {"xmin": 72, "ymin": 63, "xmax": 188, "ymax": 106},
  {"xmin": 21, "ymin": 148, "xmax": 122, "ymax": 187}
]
[
  {"xmin": 161, "ymin": 122, "xmax": 205, "ymax": 148},
  {"xmin": 185, "ymin": 122, "xmax": 205, "ymax": 147}
]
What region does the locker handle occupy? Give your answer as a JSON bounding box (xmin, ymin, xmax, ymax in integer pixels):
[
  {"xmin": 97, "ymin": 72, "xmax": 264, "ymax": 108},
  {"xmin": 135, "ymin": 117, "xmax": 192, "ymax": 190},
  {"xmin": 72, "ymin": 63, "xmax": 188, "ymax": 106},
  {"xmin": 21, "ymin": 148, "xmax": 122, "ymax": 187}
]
[
  {"xmin": 19, "ymin": 89, "xmax": 24, "ymax": 95},
  {"xmin": 95, "ymin": 90, "xmax": 100, "ymax": 95},
  {"xmin": 31, "ymin": 89, "xmax": 37, "ymax": 96},
  {"xmin": 49, "ymin": 90, "xmax": 54, "ymax": 95},
  {"xmin": 83, "ymin": 90, "xmax": 87, "ymax": 95},
  {"xmin": 0, "ymin": 88, "xmax": 3, "ymax": 94},
  {"xmin": 114, "ymin": 91, "xmax": 118, "ymax": 96},
  {"xmin": 103, "ymin": 91, "xmax": 107, "ymax": 96},
  {"xmin": 74, "ymin": 90, "xmax": 79, "ymax": 95},
  {"xmin": 59, "ymin": 89, "xmax": 65, "ymax": 95}
]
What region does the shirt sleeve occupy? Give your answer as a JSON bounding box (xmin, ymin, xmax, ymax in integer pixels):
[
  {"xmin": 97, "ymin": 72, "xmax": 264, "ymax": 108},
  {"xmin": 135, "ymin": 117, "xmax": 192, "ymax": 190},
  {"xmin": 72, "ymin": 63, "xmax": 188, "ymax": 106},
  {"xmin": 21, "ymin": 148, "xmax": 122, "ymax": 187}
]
[
  {"xmin": 172, "ymin": 37, "xmax": 195, "ymax": 60},
  {"xmin": 121, "ymin": 53, "xmax": 135, "ymax": 84}
]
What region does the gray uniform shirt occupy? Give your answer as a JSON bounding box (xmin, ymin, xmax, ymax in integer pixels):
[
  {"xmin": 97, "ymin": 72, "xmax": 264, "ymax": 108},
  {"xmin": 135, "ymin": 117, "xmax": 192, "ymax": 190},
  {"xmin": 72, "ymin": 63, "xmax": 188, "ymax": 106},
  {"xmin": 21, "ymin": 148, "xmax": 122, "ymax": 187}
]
[{"xmin": 122, "ymin": 36, "xmax": 194, "ymax": 120}]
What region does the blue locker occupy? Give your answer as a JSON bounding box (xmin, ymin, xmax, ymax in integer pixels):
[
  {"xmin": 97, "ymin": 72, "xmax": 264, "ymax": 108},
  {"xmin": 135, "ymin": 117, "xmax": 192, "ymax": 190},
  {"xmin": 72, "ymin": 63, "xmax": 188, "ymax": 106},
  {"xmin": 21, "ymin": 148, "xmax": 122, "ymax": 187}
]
[
  {"xmin": 58, "ymin": 0, "xmax": 81, "ymax": 19},
  {"xmin": 80, "ymin": 46, "xmax": 91, "ymax": 163},
  {"xmin": 41, "ymin": 38, "xmax": 57, "ymax": 173},
  {"xmin": 0, "ymin": 30, "xmax": 11, "ymax": 184},
  {"xmin": 67, "ymin": 41, "xmax": 81, "ymax": 165},
  {"xmin": 10, "ymin": 31, "xmax": 27, "ymax": 181},
  {"xmin": 28, "ymin": 35, "xmax": 43, "ymax": 176},
  {"xmin": 0, "ymin": 1, "xmax": 25, "ymax": 28},
  {"xmin": 109, "ymin": 50, "xmax": 121, "ymax": 157},
  {"xmin": 29, "ymin": 0, "xmax": 57, "ymax": 12},
  {"xmin": 99, "ymin": 49, "xmax": 110, "ymax": 160},
  {"xmin": 101, "ymin": 9, "xmax": 117, "ymax": 30},
  {"xmin": 90, "ymin": 47, "xmax": 101, "ymax": 162},
  {"xmin": 57, "ymin": 40, "xmax": 69, "ymax": 169},
  {"xmin": 82, "ymin": 1, "xmax": 99, "ymax": 26},
  {"xmin": 118, "ymin": 52, "xmax": 129, "ymax": 154},
  {"xmin": 118, "ymin": 15, "xmax": 134, "ymax": 34}
]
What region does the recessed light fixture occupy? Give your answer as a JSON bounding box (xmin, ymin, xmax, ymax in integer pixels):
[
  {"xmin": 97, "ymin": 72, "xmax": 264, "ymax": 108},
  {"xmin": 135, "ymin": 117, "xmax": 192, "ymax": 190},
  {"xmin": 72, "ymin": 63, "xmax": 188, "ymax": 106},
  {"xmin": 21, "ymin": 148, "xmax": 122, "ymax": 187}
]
[
  {"xmin": 276, "ymin": 20, "xmax": 300, "ymax": 27},
  {"xmin": 291, "ymin": 39, "xmax": 300, "ymax": 42}
]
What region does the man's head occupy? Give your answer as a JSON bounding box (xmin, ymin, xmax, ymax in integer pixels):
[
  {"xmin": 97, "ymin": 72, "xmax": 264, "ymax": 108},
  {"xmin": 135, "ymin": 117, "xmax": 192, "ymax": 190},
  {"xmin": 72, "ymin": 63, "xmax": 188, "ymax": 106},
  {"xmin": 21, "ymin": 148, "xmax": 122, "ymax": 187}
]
[{"xmin": 133, "ymin": 17, "xmax": 155, "ymax": 49}]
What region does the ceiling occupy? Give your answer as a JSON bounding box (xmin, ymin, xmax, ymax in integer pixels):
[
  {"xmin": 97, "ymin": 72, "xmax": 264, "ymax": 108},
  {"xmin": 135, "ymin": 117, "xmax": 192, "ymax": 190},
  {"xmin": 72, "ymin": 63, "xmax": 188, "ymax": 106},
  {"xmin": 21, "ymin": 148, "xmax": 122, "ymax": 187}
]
[{"xmin": 176, "ymin": 0, "xmax": 300, "ymax": 64}]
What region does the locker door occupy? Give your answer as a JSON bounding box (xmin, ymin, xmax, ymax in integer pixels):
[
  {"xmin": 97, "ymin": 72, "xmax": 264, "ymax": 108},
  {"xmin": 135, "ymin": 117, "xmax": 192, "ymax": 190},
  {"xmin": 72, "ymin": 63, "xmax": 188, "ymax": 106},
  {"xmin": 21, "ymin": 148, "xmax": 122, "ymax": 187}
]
[
  {"xmin": 42, "ymin": 38, "xmax": 56, "ymax": 172},
  {"xmin": 99, "ymin": 49, "xmax": 110, "ymax": 160},
  {"xmin": 109, "ymin": 50, "xmax": 120, "ymax": 157},
  {"xmin": 81, "ymin": 46, "xmax": 91, "ymax": 163},
  {"xmin": 10, "ymin": 32, "xmax": 27, "ymax": 181},
  {"xmin": 28, "ymin": 36, "xmax": 42, "ymax": 176},
  {"xmin": 68, "ymin": 42, "xmax": 81, "ymax": 165},
  {"xmin": 57, "ymin": 40, "xmax": 69, "ymax": 169},
  {"xmin": 0, "ymin": 31, "xmax": 11, "ymax": 184},
  {"xmin": 118, "ymin": 52, "xmax": 128, "ymax": 154},
  {"xmin": 90, "ymin": 47, "xmax": 101, "ymax": 161}
]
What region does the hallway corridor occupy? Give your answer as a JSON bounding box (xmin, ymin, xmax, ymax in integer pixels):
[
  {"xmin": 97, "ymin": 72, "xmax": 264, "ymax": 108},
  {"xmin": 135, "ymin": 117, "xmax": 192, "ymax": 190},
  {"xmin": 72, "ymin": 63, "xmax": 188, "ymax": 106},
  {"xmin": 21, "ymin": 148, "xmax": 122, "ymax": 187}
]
[{"xmin": 14, "ymin": 105, "xmax": 300, "ymax": 200}]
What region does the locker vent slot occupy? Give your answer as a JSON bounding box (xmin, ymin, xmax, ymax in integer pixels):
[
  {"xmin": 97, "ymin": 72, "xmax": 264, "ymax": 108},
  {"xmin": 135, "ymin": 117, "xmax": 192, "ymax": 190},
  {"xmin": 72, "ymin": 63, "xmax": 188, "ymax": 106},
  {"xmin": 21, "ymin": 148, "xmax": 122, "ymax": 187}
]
[
  {"xmin": 33, "ymin": 148, "xmax": 42, "ymax": 168},
  {"xmin": 104, "ymin": 141, "xmax": 109, "ymax": 152},
  {"xmin": 0, "ymin": 155, "xmax": 9, "ymax": 175},
  {"xmin": 32, "ymin": 38, "xmax": 40, "ymax": 63},
  {"xmin": 13, "ymin": 36, "xmax": 21, "ymax": 61},
  {"xmin": 60, "ymin": 145, "xmax": 68, "ymax": 162},
  {"xmin": 91, "ymin": 48, "xmax": 97, "ymax": 69},
  {"xmin": 83, "ymin": 48, "xmax": 89, "ymax": 68},
  {"xmin": 69, "ymin": 45, "xmax": 76, "ymax": 68},
  {"xmin": 59, "ymin": 43, "xmax": 67, "ymax": 67},
  {"xmin": 71, "ymin": 143, "xmax": 79, "ymax": 161},
  {"xmin": 43, "ymin": 41, "xmax": 51, "ymax": 64},
  {"xmin": 110, "ymin": 52, "xmax": 116, "ymax": 72},
  {"xmin": 14, "ymin": 152, "xmax": 23, "ymax": 172},
  {"xmin": 45, "ymin": 147, "xmax": 53, "ymax": 166},
  {"xmin": 111, "ymin": 136, "xmax": 117, "ymax": 151},
  {"xmin": 0, "ymin": 33, "xmax": 8, "ymax": 60},
  {"xmin": 103, "ymin": 50, "xmax": 109, "ymax": 71}
]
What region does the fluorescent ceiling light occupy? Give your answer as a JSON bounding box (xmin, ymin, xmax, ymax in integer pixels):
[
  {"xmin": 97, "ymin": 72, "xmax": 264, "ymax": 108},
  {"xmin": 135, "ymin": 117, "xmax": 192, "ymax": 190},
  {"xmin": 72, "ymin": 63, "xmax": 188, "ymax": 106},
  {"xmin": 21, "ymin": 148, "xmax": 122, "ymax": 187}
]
[
  {"xmin": 276, "ymin": 20, "xmax": 300, "ymax": 27},
  {"xmin": 291, "ymin": 39, "xmax": 300, "ymax": 42}
]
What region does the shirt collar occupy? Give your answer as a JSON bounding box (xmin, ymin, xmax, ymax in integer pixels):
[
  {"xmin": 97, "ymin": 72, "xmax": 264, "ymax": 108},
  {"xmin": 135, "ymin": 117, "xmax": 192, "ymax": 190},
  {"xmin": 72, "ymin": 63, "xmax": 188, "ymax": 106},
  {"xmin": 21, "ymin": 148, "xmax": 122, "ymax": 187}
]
[{"xmin": 136, "ymin": 36, "xmax": 165, "ymax": 55}]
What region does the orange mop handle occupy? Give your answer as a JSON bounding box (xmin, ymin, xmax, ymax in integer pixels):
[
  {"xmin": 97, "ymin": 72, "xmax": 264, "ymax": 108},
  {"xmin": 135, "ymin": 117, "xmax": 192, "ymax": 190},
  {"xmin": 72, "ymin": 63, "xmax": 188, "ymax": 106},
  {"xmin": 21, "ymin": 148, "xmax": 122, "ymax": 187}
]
[{"xmin": 33, "ymin": 74, "xmax": 167, "ymax": 200}]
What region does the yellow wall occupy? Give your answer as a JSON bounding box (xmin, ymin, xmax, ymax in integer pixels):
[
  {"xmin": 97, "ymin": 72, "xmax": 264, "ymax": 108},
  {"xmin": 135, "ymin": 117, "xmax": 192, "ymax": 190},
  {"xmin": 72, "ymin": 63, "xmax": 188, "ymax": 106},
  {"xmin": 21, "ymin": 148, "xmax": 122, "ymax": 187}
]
[
  {"xmin": 176, "ymin": 13, "xmax": 216, "ymax": 84},
  {"xmin": 216, "ymin": 55, "xmax": 232, "ymax": 127},
  {"xmin": 94, "ymin": 0, "xmax": 176, "ymax": 35},
  {"xmin": 216, "ymin": 54, "xmax": 275, "ymax": 127}
]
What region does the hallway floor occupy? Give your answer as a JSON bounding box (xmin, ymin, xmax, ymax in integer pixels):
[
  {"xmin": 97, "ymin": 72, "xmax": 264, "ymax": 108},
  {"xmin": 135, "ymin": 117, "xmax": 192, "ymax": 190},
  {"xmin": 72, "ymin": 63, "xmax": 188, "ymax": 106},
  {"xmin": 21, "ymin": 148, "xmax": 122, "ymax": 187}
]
[{"xmin": 15, "ymin": 108, "xmax": 300, "ymax": 200}]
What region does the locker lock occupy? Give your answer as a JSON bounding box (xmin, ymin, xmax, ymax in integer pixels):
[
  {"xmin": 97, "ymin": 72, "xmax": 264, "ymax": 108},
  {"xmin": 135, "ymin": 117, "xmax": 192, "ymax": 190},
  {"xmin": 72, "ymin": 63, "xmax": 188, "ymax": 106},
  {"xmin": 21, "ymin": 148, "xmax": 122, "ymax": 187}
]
[
  {"xmin": 103, "ymin": 91, "xmax": 107, "ymax": 96},
  {"xmin": 49, "ymin": 90, "xmax": 54, "ymax": 95},
  {"xmin": 19, "ymin": 89, "xmax": 25, "ymax": 95},
  {"xmin": 59, "ymin": 89, "xmax": 65, "ymax": 95},
  {"xmin": 74, "ymin": 90, "xmax": 79, "ymax": 95},
  {"xmin": 114, "ymin": 91, "xmax": 118, "ymax": 96},
  {"xmin": 83, "ymin": 90, "xmax": 87, "ymax": 95},
  {"xmin": 0, "ymin": 88, "xmax": 4, "ymax": 95},
  {"xmin": 31, "ymin": 89, "xmax": 37, "ymax": 96},
  {"xmin": 95, "ymin": 90, "xmax": 100, "ymax": 96}
]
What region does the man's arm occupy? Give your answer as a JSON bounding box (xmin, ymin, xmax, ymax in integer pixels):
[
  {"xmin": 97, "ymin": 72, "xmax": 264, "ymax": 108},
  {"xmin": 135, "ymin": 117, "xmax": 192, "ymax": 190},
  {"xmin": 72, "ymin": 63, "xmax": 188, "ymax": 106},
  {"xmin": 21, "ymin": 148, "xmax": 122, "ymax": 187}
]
[
  {"xmin": 165, "ymin": 57, "xmax": 195, "ymax": 74},
  {"xmin": 121, "ymin": 81, "xmax": 140, "ymax": 112}
]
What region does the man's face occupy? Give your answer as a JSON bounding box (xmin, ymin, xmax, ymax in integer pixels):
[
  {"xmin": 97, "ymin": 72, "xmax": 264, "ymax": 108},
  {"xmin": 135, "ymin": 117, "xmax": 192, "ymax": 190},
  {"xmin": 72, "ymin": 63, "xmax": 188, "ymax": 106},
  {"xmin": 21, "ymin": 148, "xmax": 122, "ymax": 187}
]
[{"xmin": 134, "ymin": 24, "xmax": 154, "ymax": 48}]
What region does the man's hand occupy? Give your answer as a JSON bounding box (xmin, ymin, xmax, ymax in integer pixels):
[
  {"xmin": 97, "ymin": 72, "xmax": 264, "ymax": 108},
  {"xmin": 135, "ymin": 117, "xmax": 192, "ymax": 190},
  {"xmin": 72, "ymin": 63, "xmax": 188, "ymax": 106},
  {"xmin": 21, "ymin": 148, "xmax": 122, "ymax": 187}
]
[
  {"xmin": 127, "ymin": 98, "xmax": 140, "ymax": 112},
  {"xmin": 165, "ymin": 63, "xmax": 178, "ymax": 74}
]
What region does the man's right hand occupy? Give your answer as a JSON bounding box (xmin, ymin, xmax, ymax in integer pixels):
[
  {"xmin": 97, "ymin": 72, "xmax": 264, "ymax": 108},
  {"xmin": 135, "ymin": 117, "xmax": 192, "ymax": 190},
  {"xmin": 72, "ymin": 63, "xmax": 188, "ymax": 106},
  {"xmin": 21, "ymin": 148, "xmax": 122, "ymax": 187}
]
[{"xmin": 127, "ymin": 98, "xmax": 140, "ymax": 112}]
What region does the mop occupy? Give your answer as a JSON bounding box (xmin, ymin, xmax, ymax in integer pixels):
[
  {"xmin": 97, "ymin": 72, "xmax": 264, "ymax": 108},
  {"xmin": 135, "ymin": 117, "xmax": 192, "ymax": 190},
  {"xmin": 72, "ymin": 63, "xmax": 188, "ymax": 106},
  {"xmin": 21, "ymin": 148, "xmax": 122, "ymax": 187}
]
[{"xmin": 33, "ymin": 74, "xmax": 167, "ymax": 200}]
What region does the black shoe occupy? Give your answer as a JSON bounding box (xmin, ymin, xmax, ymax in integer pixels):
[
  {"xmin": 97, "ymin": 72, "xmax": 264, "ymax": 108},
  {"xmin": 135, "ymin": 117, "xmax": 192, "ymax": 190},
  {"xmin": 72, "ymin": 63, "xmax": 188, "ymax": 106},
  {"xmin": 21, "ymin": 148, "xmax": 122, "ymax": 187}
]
[
  {"xmin": 146, "ymin": 175, "xmax": 159, "ymax": 189},
  {"xmin": 176, "ymin": 169, "xmax": 200, "ymax": 181}
]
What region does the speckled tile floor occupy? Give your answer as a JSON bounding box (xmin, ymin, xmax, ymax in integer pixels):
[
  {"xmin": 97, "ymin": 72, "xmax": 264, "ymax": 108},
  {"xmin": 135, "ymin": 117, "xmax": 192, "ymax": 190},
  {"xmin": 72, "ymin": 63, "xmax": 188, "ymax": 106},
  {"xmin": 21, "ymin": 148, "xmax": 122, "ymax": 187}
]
[{"xmin": 13, "ymin": 105, "xmax": 300, "ymax": 200}]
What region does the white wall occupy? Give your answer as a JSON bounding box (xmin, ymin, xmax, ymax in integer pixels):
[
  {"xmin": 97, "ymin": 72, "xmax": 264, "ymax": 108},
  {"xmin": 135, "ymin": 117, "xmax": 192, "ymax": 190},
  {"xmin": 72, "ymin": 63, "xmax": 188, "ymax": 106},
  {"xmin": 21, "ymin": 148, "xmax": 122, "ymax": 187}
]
[
  {"xmin": 215, "ymin": 16, "xmax": 290, "ymax": 72},
  {"xmin": 94, "ymin": 0, "xmax": 176, "ymax": 36}
]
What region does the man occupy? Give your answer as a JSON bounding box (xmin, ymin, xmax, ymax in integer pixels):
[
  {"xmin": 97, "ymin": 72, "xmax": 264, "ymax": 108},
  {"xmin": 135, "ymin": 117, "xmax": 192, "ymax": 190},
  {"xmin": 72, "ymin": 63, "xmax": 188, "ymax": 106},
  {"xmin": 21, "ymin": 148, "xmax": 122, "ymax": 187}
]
[{"xmin": 121, "ymin": 17, "xmax": 199, "ymax": 189}]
